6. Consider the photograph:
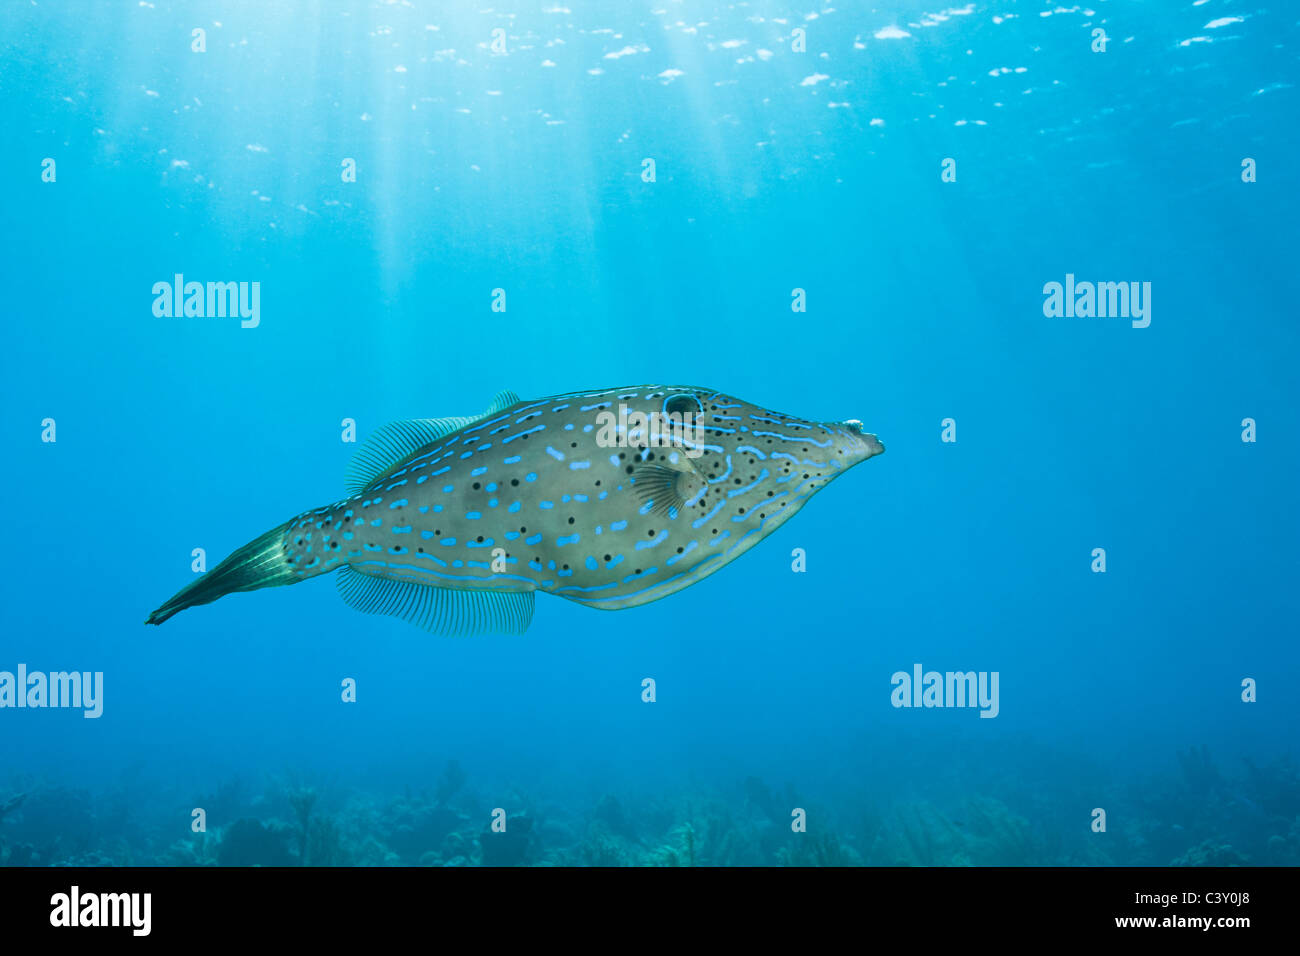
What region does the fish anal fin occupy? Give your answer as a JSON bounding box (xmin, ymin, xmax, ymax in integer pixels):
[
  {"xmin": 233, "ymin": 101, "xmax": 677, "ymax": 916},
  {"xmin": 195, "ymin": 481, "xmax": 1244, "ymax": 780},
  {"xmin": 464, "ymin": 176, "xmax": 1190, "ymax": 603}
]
[{"xmin": 336, "ymin": 567, "xmax": 535, "ymax": 636}]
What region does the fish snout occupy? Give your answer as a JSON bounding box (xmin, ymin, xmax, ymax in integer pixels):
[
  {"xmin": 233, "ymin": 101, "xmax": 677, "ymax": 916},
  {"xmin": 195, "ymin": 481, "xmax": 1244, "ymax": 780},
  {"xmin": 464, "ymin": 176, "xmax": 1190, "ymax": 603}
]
[{"xmin": 840, "ymin": 420, "xmax": 885, "ymax": 462}]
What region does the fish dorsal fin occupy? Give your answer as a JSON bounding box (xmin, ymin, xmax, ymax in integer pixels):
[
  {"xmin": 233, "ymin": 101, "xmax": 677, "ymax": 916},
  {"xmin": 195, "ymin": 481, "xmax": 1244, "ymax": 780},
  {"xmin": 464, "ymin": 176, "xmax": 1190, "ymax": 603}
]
[
  {"xmin": 345, "ymin": 389, "xmax": 521, "ymax": 495},
  {"xmin": 336, "ymin": 567, "xmax": 535, "ymax": 636}
]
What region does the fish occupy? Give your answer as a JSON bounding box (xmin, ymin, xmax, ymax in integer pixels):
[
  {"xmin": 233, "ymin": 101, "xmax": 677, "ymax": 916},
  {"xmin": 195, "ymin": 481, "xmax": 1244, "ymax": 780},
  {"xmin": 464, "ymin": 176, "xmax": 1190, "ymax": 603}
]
[{"xmin": 145, "ymin": 385, "xmax": 885, "ymax": 634}]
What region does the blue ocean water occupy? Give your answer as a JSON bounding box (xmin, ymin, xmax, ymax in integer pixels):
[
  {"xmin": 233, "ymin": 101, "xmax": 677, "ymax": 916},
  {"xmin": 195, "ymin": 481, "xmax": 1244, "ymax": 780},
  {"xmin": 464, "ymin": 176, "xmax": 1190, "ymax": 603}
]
[{"xmin": 1, "ymin": 1, "xmax": 1296, "ymax": 867}]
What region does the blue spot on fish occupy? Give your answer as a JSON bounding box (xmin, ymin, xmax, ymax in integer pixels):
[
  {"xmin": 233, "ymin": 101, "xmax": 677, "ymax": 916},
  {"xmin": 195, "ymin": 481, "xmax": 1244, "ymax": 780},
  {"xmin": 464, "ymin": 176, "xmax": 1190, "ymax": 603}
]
[{"xmin": 636, "ymin": 531, "xmax": 667, "ymax": 550}]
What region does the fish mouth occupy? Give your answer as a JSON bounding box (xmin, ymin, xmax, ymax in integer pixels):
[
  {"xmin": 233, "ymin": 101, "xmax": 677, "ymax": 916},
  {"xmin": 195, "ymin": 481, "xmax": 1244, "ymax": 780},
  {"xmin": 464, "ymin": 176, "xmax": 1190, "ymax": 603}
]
[{"xmin": 841, "ymin": 420, "xmax": 885, "ymax": 459}]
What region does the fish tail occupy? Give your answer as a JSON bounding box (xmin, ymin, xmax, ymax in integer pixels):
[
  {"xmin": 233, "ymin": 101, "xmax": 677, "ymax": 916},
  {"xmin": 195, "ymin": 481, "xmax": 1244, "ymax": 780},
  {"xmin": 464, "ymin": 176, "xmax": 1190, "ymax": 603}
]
[{"xmin": 145, "ymin": 520, "xmax": 297, "ymax": 625}]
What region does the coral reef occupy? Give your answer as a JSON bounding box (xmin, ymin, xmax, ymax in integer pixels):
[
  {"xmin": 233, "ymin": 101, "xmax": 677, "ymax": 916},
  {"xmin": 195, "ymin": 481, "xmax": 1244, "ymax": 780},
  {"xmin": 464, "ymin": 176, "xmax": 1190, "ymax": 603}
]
[
  {"xmin": 1171, "ymin": 840, "xmax": 1249, "ymax": 867},
  {"xmin": 479, "ymin": 813, "xmax": 537, "ymax": 867},
  {"xmin": 216, "ymin": 819, "xmax": 294, "ymax": 867},
  {"xmin": 2, "ymin": 746, "xmax": 1295, "ymax": 867}
]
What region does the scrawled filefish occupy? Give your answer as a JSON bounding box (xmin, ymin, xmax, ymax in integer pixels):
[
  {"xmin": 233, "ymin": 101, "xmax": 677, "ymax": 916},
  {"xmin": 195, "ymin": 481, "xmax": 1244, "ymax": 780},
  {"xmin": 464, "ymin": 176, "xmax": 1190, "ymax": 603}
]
[{"xmin": 146, "ymin": 386, "xmax": 885, "ymax": 634}]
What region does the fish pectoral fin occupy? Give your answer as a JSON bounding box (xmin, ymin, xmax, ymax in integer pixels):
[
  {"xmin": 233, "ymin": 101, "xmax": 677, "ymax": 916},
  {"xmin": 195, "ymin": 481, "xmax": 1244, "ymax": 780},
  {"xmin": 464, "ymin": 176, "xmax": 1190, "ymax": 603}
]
[
  {"xmin": 336, "ymin": 567, "xmax": 535, "ymax": 636},
  {"xmin": 344, "ymin": 388, "xmax": 521, "ymax": 494},
  {"xmin": 630, "ymin": 459, "xmax": 706, "ymax": 520}
]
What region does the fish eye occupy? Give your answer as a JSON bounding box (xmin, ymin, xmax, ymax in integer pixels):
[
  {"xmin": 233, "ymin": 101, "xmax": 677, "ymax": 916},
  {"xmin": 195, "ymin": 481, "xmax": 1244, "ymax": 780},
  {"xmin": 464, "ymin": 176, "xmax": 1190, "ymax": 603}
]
[
  {"xmin": 663, "ymin": 393, "xmax": 702, "ymax": 417},
  {"xmin": 844, "ymin": 419, "xmax": 864, "ymax": 434}
]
